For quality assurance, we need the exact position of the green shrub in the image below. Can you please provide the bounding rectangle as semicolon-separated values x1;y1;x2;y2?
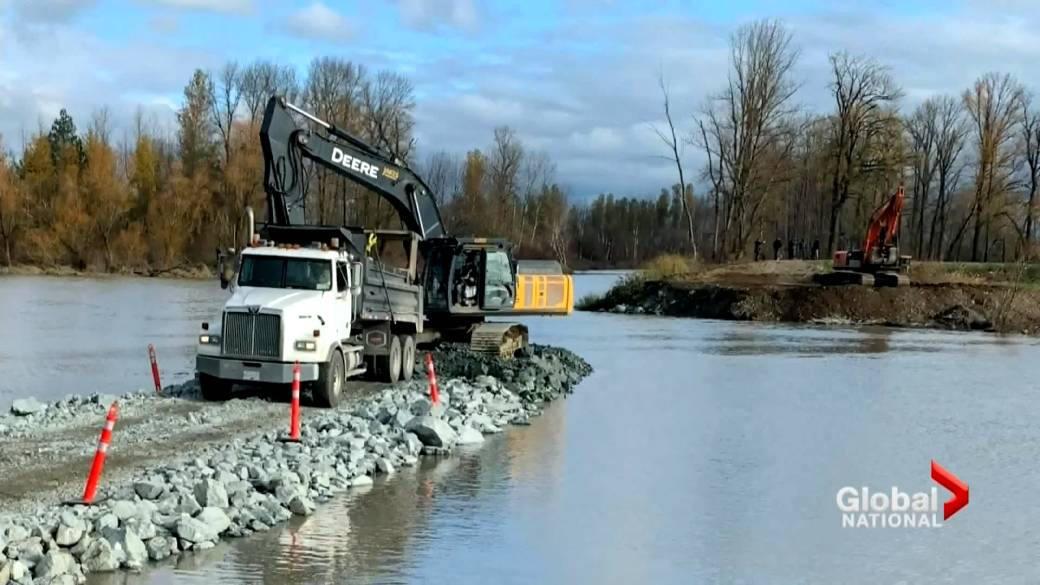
641;254;697;281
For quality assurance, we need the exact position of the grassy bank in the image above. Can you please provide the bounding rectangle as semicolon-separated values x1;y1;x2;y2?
578;256;1040;334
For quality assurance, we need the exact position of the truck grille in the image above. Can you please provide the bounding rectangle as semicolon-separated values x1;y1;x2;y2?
222;312;281;359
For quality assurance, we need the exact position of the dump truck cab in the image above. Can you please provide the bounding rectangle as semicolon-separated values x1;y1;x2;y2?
196;242;366;406
196;224;424;406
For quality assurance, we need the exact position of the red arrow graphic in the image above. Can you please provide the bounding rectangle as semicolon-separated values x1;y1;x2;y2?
931;460;969;521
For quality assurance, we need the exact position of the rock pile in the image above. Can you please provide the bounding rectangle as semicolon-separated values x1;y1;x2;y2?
0;346;590;583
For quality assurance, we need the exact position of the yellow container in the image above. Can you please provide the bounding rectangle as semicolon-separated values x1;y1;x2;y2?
511;273;573;315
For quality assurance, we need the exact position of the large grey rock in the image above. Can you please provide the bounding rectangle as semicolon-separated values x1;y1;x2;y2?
176;494;202;516
393;410;413;428
109;500;138;521
406;416;457;448
52;514;83;548
81;538;122;573
193;480;228;509
456;426;485;446
7;539;43;565
8;561;27;582
125;516;157;541
133;481;164;501
94;513;118;532
195;508;230;536
273;482;305;506
402;433;424;456
349;475;373;488
144;537;172;562
33;550;73;579
10;398;44;416
375;458;394;475
53;523;83;548
288;496;315;517
69;533;92;558
175;516;217;544
101;526;147;567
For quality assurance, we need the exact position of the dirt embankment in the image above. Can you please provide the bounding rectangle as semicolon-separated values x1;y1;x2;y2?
581;275;1040;334
0;263;214;280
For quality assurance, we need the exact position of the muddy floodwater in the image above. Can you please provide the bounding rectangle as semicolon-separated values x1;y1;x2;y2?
2;271;1040;583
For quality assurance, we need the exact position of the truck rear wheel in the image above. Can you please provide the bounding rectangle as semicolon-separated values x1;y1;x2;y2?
377;335;402;383
314;350;344;408
199;374;231;401
401;334;415;381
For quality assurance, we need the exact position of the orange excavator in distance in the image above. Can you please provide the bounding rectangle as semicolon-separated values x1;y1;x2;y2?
815;186;911;287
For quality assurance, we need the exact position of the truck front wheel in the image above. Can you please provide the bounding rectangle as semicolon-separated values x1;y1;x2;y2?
199;374;231;401
314;350;344;408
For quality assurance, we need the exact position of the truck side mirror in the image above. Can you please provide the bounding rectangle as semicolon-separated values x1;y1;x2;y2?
350;261;363;295
217;247;236;290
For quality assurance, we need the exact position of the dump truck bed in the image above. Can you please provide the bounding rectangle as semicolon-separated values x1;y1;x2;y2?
359;261;423;329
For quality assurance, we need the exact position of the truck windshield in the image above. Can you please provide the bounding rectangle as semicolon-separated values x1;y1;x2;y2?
238;256;332;291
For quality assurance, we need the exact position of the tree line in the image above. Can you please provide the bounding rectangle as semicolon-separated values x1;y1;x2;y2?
1;27;1038;273
0;57;576;271
646;19;1040;265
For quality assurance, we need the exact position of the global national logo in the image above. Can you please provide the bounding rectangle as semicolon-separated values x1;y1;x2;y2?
836;460;969;528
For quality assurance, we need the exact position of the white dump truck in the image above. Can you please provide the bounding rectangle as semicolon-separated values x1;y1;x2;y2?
196;224;423;407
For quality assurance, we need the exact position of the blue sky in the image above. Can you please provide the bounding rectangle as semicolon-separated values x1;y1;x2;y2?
2;0;1040;199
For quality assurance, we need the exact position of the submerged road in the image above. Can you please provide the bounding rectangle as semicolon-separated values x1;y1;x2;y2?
1;272;1038;584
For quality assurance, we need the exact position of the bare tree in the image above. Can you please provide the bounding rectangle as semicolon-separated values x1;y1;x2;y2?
361;71;416;161
518;151;555;247
695;19;800;259
928;95;968;259
654;72;696;257
303;57;367;224
826;52;902;253
1021;93;1040;248
304;57;365;128
89;107;113;145
239;61;300;122
422;150;461;208
209;61;241;164
953;72;1024;261
905;99;938;258
487;126;524;235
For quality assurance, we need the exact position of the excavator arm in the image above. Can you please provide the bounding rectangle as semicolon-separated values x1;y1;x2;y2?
862;185;905;254
259;96;445;238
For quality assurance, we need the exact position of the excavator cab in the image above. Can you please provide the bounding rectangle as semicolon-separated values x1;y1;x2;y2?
422;238;517;314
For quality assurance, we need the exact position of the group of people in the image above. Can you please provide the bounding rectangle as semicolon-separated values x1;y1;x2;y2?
753;237;821;261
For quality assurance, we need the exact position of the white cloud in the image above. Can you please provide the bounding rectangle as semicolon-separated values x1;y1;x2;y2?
0;16;211;149
395;0;480;32
284;2;357;43
138;0;252;14
10;0;97;23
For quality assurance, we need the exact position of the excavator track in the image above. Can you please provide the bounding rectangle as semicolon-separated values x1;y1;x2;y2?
469;322;529;357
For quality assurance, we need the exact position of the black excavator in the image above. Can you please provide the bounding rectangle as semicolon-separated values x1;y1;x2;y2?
256;96;572;357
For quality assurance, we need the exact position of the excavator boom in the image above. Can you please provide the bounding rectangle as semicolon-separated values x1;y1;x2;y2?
861;186;905;254
260;96;444;238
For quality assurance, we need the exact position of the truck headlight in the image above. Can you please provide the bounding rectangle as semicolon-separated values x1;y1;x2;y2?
294;340;317;351
199;334;221;345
